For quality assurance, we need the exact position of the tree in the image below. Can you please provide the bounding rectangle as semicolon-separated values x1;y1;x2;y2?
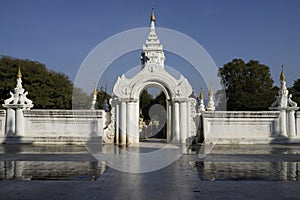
289;79;300;106
0;56;74;109
139;89;153;121
72;87;92;109
218;59;276;111
153;91;166;109
97;87;111;110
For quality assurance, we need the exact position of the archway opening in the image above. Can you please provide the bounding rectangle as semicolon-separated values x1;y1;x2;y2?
139;87;167;142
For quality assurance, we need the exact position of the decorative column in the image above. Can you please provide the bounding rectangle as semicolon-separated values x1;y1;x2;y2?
287;108;297;137
166;100;172;143
2;67;33;137
90;85;98;110
179;101;188;143
126;100;139;144
198;88;205;112
15;107;24;136
186;100;191;141
173;101;180;143
5;108;15;136
206;86;215;111
270;65;299;138
115;101;119;144
120;101;127;144
279;109;287;137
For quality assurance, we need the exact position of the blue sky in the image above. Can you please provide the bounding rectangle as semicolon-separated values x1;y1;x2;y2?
0;0;299;95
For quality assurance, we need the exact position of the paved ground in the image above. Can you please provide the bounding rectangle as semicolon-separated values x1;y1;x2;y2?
0;144;300;200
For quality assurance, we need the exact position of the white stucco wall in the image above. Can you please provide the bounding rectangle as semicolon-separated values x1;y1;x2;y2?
20;110;104;144
202;111;281;144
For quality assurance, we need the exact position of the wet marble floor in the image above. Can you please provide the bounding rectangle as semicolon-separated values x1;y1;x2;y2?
0;143;300;199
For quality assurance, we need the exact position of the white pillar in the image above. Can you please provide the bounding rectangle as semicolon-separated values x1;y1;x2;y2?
287;110;296;137
167;101;172;143
187;100;191;140
279;110;287;137
126;101;133;144
115;102;119;144
173;101;180;143
120;101;127;144
5;108;15;136
134;102;139;143
126;101;139;144
15;107;24;136
179;101;188;143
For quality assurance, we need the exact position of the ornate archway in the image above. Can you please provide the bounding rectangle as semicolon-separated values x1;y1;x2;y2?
103;9;197;144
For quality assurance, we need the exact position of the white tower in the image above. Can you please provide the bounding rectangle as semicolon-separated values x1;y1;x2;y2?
141;8;166;69
206;85;215;111
91;85;98;110
2;67;33;136
270;65;299;137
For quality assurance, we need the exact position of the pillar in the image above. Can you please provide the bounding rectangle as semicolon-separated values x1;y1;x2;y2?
134;102;139;143
120;101;127;144
126;101;139;144
186;101;191;141
179;101;188;143
5;108;15;136
115;102;119;144
279;110;287;137
15;107;24;136
287;110;296;137
167;101;172;143
173;101;180;143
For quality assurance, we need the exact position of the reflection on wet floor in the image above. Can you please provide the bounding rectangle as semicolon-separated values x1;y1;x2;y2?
187;144;300;155
190;161;300;181
0;161;106;181
0;144;300;181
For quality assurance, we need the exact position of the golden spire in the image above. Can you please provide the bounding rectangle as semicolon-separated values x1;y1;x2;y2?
280;65;285;81
199;88;204;99
209;85;214;96
93;82;98;96
151;8;156;22
17;67;22;78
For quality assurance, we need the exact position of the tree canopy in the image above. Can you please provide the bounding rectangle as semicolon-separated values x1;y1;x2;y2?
0;56;74;109
218;59;276;111
139;89;166;121
289;79;300;106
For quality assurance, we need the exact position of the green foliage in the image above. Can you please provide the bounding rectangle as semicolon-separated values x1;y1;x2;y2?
218;58;276;111
97;87;111;109
139;89;166;121
139;90;153;120
72;87;93;109
289;79;300;105
0;56;76;109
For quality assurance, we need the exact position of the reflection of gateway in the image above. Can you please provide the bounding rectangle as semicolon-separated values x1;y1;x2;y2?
0;161;106;181
104;9;198;144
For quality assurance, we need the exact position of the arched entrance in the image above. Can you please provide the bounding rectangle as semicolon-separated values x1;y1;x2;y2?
106;62;196;144
139;87;167;141
102;9;197;144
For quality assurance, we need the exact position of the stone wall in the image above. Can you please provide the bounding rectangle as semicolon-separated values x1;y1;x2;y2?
1;110;105;144
202;111;284;144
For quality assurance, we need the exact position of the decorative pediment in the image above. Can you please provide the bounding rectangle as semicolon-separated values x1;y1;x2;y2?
113;63;192;100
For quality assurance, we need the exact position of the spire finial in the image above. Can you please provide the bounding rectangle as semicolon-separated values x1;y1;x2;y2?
199;88;204;100
93;82;97;96
151;8;156;22
209;85;214;96
280;65;285;81
17;67;22;78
